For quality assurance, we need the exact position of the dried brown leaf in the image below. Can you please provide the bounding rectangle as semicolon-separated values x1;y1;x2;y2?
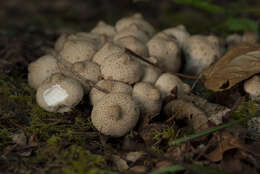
203;43;260;91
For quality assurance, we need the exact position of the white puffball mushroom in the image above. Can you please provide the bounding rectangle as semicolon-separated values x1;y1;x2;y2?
28;54;60;89
36;73;84;113
114;24;150;43
244;75;260;101
147;36;181;73
59;39;98;64
115;13;155;37
89;79;132;106
55;33;69;52
162;25;190;48
115;36;149;57
141;63;162;84
101;52;143;84
183;35;222;75
132;82;162;116
155;73;191;99
92;42;124;66
91;21;116;38
72;61;102;92
91;93;140;137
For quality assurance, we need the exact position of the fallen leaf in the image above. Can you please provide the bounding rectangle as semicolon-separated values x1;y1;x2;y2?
112;155;129;172
203;43;260;91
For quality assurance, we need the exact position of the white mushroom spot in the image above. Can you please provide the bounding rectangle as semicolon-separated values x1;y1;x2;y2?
43;84;68;106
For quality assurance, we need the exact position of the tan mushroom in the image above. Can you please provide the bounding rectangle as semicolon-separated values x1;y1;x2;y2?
244;75;260;101
91;93;140;137
91;21;116;38
132;82;162;116
89;79;132;106
36;73;84;113
28;54;60;89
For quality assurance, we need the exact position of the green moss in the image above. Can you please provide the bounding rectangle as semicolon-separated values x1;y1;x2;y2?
0;128;12;150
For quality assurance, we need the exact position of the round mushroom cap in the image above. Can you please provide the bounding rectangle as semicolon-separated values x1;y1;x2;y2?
162;25;190;48
244;75;260;100
91;21;116;38
59;39;98;64
114;24;150;43
155;73;191;99
183;35;222;75
101;52;143;84
132;82;162;116
28;54;60;89
147;36;181;73
89;79;132;106
115;13;155;37
72;61;102;92
91;93;140;137
92;42;124;66
115;36;149;57
36;73;84;113
55;33;69;52
141;63;162;84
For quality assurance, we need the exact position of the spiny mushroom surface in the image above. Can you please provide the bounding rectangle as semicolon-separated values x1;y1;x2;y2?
147;34;181;73
89;79;132;106
101;52;143;84
132;82;162;117
244;75;260;101
91;93;140;137
155;73;191;99
183;35;222;75
28;54;60;89
36;73;84;113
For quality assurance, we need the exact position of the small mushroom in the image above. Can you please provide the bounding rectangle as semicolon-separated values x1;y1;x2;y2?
72;61;102;92
115;36;149;57
155;73;191;99
92;42;124;66
226;34;242;50
141;62;162;84
55;33;69;52
114;24;150;43
91;93;140;137
244;75;260;101
162;25;190;48
183;35;222;75
101;52;143;84
28;54;60;89
89;79;132;106
132;82;162;117
91;21;116;38
147;35;181;73
242;31;258;44
36;73;84;113
115;13;155;37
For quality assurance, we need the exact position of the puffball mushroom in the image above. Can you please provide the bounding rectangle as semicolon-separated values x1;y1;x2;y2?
91;93;140;137
55;33;69;52
132;82;162;117
155;73;191;99
89;79;132;106
92;42;124;66
183;35;222;75
115;13;155;37
91;21;116;38
244;75;260;101
28;54;60;89
101;52;143;84
36;73;84;113
147;35;181;73
162;25;190;48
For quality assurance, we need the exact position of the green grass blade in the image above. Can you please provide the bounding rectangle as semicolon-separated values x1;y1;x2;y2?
149;165;185;174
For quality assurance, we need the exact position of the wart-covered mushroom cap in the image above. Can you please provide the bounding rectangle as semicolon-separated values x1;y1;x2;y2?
91;21;117;38
89;79;132;106
92;42;124;66
244;75;260;101
91;93;140;137
132;82;162;116
101;52;143;84
155;73;191;99
115;13;155;37
147;36;181;73
183;35;222;75
28;54;60;89
36;73;84;113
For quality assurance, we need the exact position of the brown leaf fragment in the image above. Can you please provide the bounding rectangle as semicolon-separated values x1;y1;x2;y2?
203;43;260;91
112;155;129;172
126;151;146;163
11;132;27;146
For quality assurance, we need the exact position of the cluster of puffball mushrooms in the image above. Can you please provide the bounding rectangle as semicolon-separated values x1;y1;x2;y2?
28;13;259;137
